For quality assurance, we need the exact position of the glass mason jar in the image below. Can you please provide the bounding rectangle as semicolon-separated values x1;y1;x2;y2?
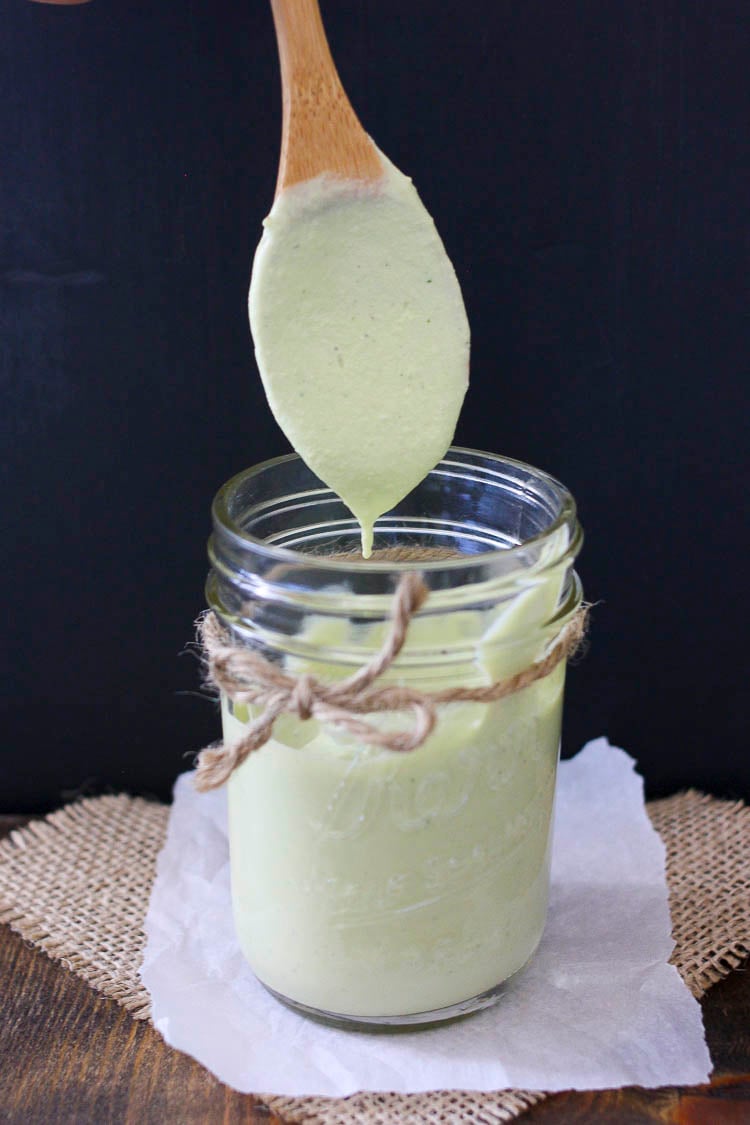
206;447;583;1029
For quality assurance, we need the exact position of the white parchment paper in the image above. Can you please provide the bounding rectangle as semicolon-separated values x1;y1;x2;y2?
140;739;711;1095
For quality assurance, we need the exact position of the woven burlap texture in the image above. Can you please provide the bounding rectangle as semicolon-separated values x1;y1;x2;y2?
0;788;748;1125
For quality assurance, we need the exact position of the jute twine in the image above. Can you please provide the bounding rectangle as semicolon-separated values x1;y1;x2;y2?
194;571;589;791
0;788;748;1123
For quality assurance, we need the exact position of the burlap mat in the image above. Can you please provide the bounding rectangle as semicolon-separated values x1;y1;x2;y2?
0;788;748;1124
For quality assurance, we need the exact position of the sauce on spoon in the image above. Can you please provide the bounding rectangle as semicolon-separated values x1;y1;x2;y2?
249;0;469;556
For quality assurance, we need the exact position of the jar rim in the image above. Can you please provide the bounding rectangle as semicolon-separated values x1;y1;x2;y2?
211;445;580;575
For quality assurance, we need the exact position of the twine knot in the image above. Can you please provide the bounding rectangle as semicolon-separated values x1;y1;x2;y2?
193;571;588;792
290;673;315;721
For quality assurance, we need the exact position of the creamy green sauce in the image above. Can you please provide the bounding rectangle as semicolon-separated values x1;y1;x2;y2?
239;143;567;1018
225;569;570;1017
248;149;470;556
226;659;563;1017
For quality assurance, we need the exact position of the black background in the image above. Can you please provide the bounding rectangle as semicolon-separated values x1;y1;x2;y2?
2;1;748;812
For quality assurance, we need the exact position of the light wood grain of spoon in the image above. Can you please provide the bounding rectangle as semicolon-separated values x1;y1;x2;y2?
270;0;383;197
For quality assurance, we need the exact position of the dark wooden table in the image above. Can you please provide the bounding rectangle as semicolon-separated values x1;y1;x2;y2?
1;815;748;1124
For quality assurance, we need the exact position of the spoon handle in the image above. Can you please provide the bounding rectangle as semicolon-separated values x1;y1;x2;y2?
270;0;382;195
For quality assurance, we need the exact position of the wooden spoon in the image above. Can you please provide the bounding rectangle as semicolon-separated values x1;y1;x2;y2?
269;0;383;197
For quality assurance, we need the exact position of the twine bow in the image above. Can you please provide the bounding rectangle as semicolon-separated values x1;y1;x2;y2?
194;572;588;791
